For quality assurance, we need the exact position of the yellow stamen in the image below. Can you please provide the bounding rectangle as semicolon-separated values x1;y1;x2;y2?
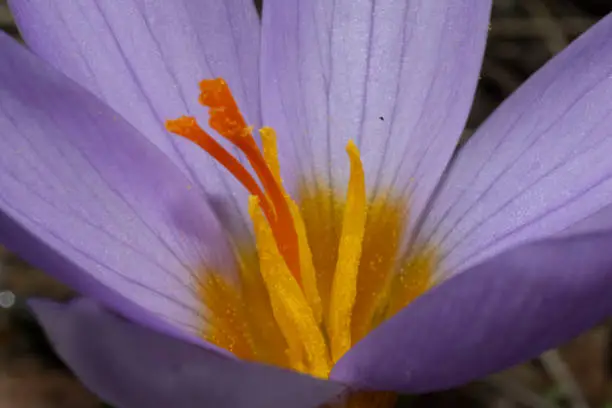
249;196;331;378
328;140;367;363
260;127;281;182
287;199;323;324
261;127;323;324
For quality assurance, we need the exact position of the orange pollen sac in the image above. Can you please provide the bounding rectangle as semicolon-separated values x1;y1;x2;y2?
165;78;301;283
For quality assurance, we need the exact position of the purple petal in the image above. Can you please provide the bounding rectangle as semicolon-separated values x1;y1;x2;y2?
418;13;612;278
31;298;346;408
9;0;261;234
562;202;612;236
332;230;612;392
0;33;234;344
260;0;490;228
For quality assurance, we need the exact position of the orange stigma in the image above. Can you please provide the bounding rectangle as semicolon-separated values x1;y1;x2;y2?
165;79;301;283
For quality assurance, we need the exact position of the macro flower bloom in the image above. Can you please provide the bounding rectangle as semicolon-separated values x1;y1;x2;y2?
2;0;612;407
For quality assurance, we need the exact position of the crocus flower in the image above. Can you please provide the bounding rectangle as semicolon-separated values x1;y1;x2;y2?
2;0;612;406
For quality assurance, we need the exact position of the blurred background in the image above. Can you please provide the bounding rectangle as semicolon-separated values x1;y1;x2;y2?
1;0;611;407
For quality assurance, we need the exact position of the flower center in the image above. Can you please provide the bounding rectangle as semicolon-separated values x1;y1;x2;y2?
166;78;435;385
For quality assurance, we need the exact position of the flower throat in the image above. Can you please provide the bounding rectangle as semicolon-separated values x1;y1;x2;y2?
166;79;434;381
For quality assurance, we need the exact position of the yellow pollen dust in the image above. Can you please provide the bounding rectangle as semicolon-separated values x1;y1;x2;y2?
165;79;435;389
